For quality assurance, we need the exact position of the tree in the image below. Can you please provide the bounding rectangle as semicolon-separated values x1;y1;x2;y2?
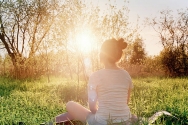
50;0;137;78
0;0;141;79
0;0;57;78
130;37;146;65
1;54;13;75
0;55;2;74
151;9;188;76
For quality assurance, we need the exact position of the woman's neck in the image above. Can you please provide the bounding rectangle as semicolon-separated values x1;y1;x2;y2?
104;62;119;70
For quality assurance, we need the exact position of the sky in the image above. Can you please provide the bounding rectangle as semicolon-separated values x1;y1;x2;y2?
93;0;188;55
0;0;187;57
127;0;188;55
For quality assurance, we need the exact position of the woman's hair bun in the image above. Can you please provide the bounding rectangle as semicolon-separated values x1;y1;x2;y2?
117;38;127;50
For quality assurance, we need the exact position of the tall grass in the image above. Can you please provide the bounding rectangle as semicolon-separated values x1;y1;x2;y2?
0;76;187;125
131;77;188;124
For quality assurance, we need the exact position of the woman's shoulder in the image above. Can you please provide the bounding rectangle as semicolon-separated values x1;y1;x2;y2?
88;70;103;85
120;69;129;74
90;68;130;77
89;69;108;80
90;69;104;77
120;69;131;76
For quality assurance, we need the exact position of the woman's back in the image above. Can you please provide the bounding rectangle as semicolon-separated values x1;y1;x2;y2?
88;69;133;124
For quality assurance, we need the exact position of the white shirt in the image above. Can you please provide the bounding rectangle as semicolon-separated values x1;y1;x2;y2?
88;69;133;124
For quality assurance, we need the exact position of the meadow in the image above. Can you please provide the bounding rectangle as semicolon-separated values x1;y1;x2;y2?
0;76;187;125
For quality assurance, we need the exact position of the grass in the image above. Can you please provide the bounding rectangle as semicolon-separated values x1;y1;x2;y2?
0;76;187;125
131;77;188;125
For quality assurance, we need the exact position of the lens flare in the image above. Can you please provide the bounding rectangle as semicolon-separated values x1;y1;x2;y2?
75;30;94;53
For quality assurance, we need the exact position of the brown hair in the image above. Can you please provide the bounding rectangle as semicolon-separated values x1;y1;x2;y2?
100;38;127;64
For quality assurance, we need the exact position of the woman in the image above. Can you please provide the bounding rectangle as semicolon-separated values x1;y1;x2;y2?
47;38;137;125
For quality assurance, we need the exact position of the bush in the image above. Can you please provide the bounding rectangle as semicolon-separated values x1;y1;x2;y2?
160;47;188;77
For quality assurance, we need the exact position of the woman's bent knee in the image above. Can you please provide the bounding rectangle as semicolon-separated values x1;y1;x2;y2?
65;101;90;122
66;101;75;110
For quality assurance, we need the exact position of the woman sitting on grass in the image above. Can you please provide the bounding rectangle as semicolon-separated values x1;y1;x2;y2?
47;38;138;125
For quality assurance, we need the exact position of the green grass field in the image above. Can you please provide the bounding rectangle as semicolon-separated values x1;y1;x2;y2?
0;76;187;125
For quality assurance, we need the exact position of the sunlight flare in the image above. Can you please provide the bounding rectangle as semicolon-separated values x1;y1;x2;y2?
75;30;95;53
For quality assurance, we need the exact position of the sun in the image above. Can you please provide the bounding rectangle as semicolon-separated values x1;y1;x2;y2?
75;31;94;53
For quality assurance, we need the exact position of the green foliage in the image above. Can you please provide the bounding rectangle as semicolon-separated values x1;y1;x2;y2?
151;9;188;77
0;0;57;79
0;0;140;79
0;76;187;125
159;47;188;76
0;54;13;76
130;38;146;65
142;56;164;76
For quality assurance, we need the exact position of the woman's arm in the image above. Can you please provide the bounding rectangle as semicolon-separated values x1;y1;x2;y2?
88;85;98;114
88;98;98;114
